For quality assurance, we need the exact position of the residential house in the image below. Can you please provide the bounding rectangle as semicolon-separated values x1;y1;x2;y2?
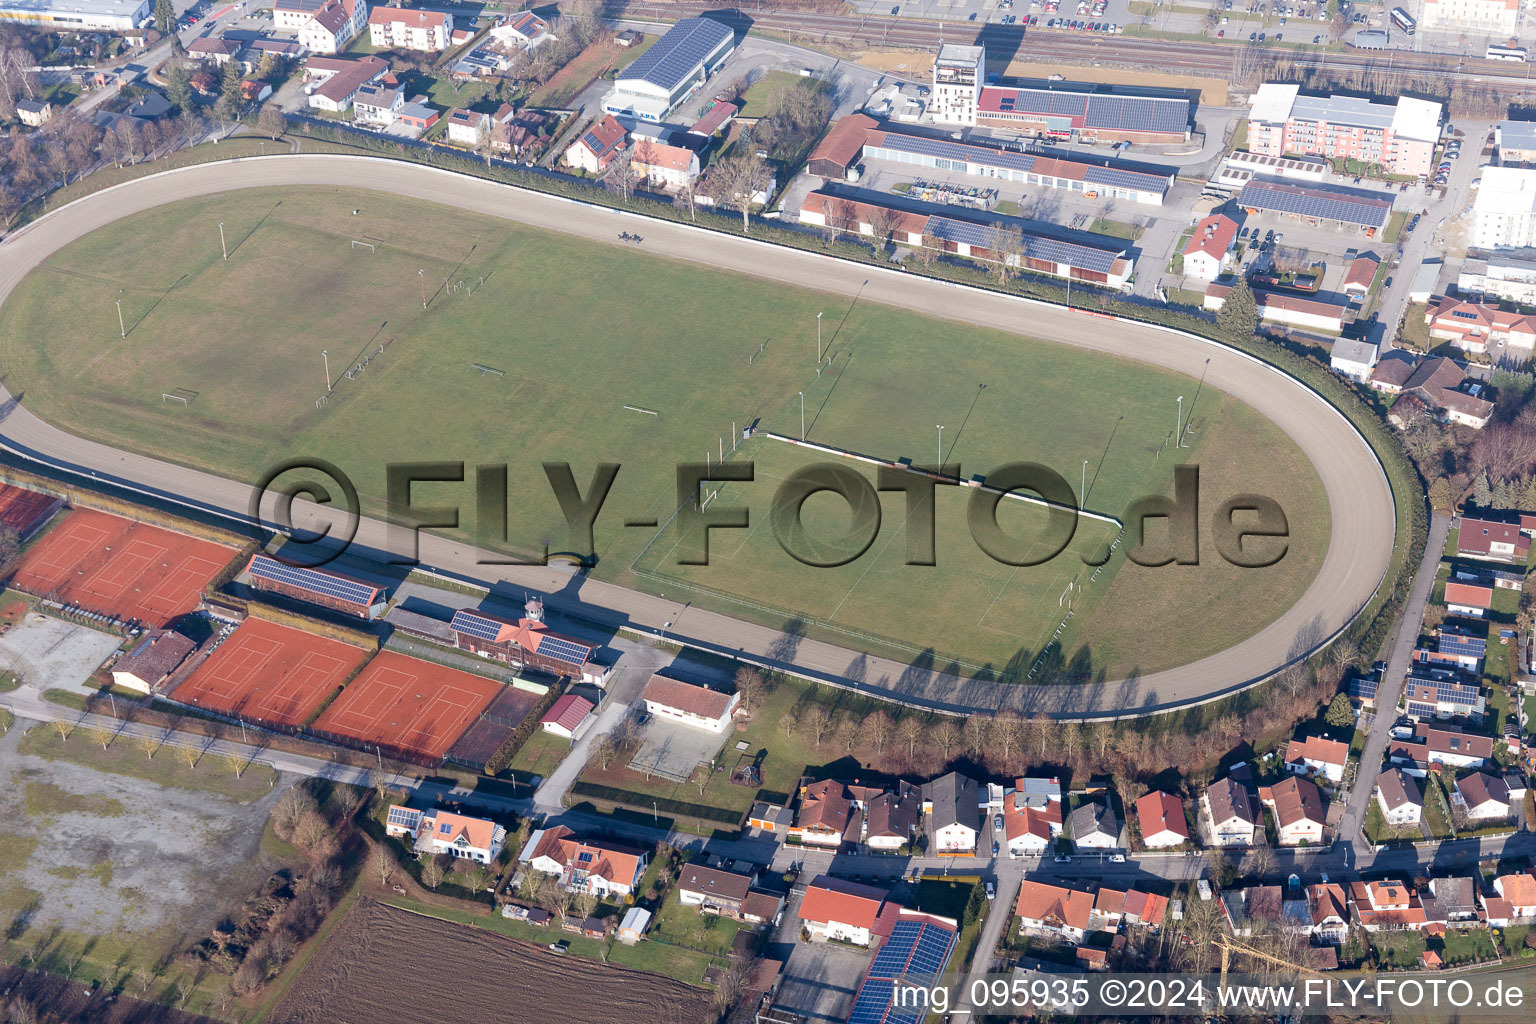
1204;283;1347;333
297;0;369;54
1402;674;1485;722
539;694;595;740
1424;876;1480;927
187;37;241;66
16;98;51;127
676;864;753;917
445;107;490;147
1415;623;1487;675
1330;338;1379;381
1453;772;1512;821
747;802;793;834
1220;885;1285;937
519;825;647;899
352;82;404;126
1015;881;1094;944
304;55;388;113
1445;578;1494;617
1492;873;1536;921
864;781;921;851
790;779;876;848
926;771;982;854
1370;349;1419;394
1351;880;1429;931
491;10;553;49
797;875;893;947
1121;889;1170;929
1458;516;1530;563
565;114;628;173
1426;297;1536;359
240;80;272;103
639;675;740;733
368;7;452;51
1135;791;1190;848
1261;776;1326;846
397;99;439;134
385;806;507;864
1408;723;1494;769
111;630;196;695
740;890;786;926
1182;214;1239;281
630;139;701;190
1375;768;1424;826
1004;777;1064;857
1400;357;1495;429
1307;883;1350;944
1068;800;1120;849
1284;735;1349;783
1202;776;1260;847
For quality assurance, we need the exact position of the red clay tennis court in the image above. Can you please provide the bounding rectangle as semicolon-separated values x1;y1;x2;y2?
170;618;368;728
310;651;504;762
0;483;61;539
10;508;237;627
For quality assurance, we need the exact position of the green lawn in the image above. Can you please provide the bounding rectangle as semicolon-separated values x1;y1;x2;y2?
1364;800;1419;844
1088;218;1143;241
1423;772;1455;840
17;723;277;802
1372;929;1427;969
508;728;572;779
736;70;825;118
1439;928;1498;965
649;895;756;956
0;186;1326;681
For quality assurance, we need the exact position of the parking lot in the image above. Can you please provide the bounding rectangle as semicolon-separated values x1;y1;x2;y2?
0;614;121;693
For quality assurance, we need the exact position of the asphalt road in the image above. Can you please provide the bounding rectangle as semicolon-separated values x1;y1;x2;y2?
0;154;1397;718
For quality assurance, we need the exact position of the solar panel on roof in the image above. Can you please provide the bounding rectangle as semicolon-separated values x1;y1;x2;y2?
1348;676;1379;699
1084;165;1167;192
1237;179;1392;229
248;555;378;607
847;978;896;1024
1438;637;1486;658
450;609;507;642
875;132;1036;174
620;17;733;92
928;215;1123;275
536;634;593;667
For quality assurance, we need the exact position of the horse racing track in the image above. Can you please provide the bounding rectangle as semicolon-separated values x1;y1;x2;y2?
272;900;714;1024
166;618;369;728
10;508;236;626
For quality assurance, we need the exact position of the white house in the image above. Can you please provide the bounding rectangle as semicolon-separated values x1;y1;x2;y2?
519;825;647;899
538;694;594;740
1375;768;1423;826
352;82;403;126
1182;214;1238;281
304;55;387;113
639;675;739;733
1202;777;1260;847
491;10;553;49
1453;772;1512;821
798;875;891;947
385;806;507;864
1015;881;1093;944
1262;777;1325;846
1492;873;1536;920
925;772;981;854
368;7;452;51
1330;338;1379;382
445;107;490;147
1004;777;1063;857
1068;801;1120;850
1284;735;1348;784
295;0;368;55
630;139;700;190
1135;791;1190;848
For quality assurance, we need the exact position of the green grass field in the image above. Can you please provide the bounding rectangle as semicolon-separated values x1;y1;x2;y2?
0;186;1328;678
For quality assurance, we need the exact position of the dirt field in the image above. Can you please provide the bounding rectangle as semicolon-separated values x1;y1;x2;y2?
0;965;220;1024
272;900;714;1024
10;508;236;626
167;617;369;728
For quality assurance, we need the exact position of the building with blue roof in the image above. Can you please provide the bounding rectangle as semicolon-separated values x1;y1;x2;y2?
603;16;735;122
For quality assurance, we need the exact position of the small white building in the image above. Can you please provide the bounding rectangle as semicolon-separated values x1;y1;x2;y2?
445;107;490;147
353;82;404;127
1182;214;1238;282
295;0;369;55
630;139;700;190
1375;768;1424;827
1331;338;1379;382
639;675;739;733
930;43;983;127
111;630;196;695
539;694;595;741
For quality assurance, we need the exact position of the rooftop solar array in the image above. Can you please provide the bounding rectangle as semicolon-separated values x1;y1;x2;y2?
987;86;1190;135
247;555;379;607
1437;636;1487;658
1406;678;1482;705
450;608;510;642
536;633;595;667
1084;165;1166;191
1237;177;1393;229
620;17;734;92
874;132;1037;174
928;215;1124;275
1348;675;1379;700
385;806;420;828
847;919;957;1024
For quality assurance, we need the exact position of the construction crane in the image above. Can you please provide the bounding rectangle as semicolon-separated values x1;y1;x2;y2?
1213;933;1325;990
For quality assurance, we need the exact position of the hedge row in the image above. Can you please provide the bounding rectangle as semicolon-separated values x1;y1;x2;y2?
482;677;567;776
566;781;745;826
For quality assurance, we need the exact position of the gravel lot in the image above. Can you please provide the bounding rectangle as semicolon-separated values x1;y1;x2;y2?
0;718;291;941
0;613;121;691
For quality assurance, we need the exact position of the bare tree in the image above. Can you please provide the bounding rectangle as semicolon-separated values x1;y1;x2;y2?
934;719;961;763
780;711;797;741
703;149;773;233
135;731;159;759
992;711;1025;770
801;706;830;748
257;104;287;141
371;845;395;888
53;719;73;741
733;665;765;717
591;735;618;771
866;204;903;253
896;716;922;761
87;724;113;750
419;855;445;891
867;710;893;755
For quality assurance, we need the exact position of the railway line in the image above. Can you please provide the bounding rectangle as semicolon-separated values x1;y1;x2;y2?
617;1;1536;91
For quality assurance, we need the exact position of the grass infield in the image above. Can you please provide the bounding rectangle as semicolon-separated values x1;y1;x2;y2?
0;186;1328;678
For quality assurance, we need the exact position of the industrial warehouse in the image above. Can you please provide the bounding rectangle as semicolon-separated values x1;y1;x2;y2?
602;15;736;122
1236;176;1396;233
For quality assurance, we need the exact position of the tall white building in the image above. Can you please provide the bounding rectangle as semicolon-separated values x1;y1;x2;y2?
1473;166;1536;250
931;44;983;127
1420;0;1520;35
0;0;150;31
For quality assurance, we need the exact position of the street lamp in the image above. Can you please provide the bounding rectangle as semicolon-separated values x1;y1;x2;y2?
419;268;426;308
322;349;331;393
1177;395;1184;448
816;311;824;365
1082;459;1089;503
115;298;124;339
218;221;227;261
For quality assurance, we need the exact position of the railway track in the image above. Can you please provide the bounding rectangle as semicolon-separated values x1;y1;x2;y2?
616;0;1536;92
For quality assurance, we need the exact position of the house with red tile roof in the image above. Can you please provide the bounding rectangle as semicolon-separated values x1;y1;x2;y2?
1259;776;1325;846
1003;778;1064;856
639;675;739;733
298;0;368;54
565;114;628;173
1445;579;1495;616
304;54;388;113
1182;214;1238;281
1350;880;1429;931
1401;357;1495;430
1121;889;1169;929
798;875;895;946
1134;791;1190;848
1343;253;1379;296
519;825;648;898
539;694;595;740
368;6;452;51
385;805;507;864
1426;297;1536;357
631;139;701;190
790;779;881;848
1308;883;1350;944
111;630;196;695
1015;881;1094;943
1458;516;1530;562
1284;735;1349;783
1493;873;1536;919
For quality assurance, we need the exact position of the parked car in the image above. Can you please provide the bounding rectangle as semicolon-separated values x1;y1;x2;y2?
548;941;570;954
986;881;996;900
994;814;1005;832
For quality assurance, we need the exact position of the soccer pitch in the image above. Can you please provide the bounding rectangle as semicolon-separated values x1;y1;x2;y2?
0;186;1328;677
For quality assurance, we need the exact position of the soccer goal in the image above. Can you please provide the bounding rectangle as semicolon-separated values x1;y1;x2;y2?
350;240;376;253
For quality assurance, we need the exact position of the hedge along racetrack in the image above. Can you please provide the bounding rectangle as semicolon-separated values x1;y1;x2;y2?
270;899;714;1024
0;156;1394;716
